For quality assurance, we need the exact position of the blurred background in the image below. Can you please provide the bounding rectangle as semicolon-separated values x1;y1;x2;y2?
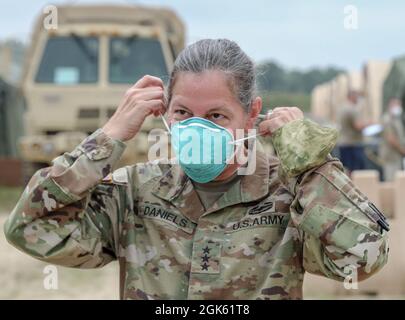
1;0;405;299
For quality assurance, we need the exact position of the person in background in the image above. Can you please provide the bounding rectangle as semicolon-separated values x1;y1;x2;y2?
380;98;405;181
338;90;371;174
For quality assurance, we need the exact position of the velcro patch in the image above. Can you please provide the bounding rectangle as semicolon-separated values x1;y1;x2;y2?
247;201;276;215
138;203;196;234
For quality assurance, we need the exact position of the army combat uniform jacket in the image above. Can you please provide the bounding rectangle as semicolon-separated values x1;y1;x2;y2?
4;119;389;299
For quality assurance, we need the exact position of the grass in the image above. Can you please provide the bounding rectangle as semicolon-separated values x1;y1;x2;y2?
0;186;24;213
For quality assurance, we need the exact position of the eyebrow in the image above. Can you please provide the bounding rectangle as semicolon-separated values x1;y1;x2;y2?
175;104;231;114
176;104;193;113
207;106;230;113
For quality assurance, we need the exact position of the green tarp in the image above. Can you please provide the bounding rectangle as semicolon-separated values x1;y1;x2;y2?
0;77;25;157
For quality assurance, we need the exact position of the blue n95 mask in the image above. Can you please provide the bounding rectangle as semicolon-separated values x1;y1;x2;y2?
170;117;235;183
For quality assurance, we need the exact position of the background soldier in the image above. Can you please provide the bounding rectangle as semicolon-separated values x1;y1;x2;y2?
337;90;372;174
380;98;405;181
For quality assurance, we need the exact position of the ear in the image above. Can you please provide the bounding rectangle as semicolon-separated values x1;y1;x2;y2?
245;96;262;130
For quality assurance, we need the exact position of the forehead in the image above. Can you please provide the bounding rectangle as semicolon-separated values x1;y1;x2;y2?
170;70;239;111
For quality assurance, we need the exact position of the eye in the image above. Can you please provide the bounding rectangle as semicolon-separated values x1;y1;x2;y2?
209;113;225;120
175;109;187;115
174;109;191;119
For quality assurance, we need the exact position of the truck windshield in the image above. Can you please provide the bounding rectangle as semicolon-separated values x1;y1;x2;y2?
109;36;168;83
35;36;99;84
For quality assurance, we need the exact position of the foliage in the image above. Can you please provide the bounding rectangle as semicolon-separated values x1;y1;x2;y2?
256;60;343;94
260;91;311;114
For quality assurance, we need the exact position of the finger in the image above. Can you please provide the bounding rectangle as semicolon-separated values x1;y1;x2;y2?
264;109;274;120
272;107;296;119
278;107;302;121
152;103;167;117
268;109;284;119
258;120;272;135
283;108;295;121
135;99;165;116
266;112;289;123
258;118;285;135
273;106;302;118
158;102;167;115
271;108;290;116
151;102;167;117
126;86;164;96
130;90;164;102
274;106;293;110
267;109;284;117
272;106;290;113
290;106;304;118
133;75;164;89
121;91;164;113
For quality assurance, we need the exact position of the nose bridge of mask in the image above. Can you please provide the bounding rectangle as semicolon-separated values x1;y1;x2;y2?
172;117;230;133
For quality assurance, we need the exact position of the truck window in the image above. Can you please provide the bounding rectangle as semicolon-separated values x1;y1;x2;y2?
109;36;168;83
35;36;99;84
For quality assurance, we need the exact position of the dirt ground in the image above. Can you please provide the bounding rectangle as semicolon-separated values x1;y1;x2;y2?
0;214;119;300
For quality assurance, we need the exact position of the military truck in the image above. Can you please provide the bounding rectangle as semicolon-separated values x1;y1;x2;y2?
19;4;185;179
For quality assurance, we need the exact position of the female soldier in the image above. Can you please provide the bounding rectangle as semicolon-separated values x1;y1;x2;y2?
4;39;388;299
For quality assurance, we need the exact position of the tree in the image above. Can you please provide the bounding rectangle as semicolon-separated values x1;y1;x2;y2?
256;60;343;94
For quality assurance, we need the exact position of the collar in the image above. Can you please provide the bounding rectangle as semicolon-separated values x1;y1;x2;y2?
151;141;270;222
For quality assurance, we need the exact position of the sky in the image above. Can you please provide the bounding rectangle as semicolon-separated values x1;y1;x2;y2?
1;0;404;71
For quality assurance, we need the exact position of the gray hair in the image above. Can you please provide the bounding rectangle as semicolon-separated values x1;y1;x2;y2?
167;39;256;111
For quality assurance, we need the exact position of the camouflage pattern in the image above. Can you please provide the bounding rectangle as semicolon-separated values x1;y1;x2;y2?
272;119;338;177
4;119;388;300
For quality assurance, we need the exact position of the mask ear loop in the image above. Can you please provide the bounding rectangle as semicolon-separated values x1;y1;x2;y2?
225;128;248;167
160;112;171;136
226;109;273;167
228;109;273;145
229;132;265;144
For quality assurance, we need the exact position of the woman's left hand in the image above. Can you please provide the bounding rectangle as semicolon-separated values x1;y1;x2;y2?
258;106;304;136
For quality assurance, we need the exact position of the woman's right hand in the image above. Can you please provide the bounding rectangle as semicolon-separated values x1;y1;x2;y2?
102;75;166;142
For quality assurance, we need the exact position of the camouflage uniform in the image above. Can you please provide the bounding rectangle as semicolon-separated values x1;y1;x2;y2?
4;119;389;300
380;112;405;181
